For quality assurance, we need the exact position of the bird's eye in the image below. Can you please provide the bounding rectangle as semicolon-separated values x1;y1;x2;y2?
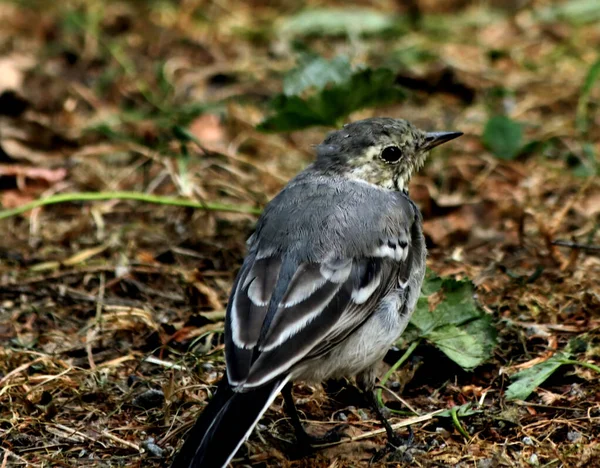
381;146;403;164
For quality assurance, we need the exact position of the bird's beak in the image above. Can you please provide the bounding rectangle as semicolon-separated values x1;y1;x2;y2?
422;131;463;151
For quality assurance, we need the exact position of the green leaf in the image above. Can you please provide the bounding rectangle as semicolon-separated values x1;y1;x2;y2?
437;402;481;418
505;352;570;401
428;316;496;369
258;66;405;132
403;274;497;370
410;277;482;334
506;350;600;401
283;55;353;96
482;115;523;160
279;8;396;38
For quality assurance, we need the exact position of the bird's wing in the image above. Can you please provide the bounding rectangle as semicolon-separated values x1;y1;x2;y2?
306;233;419;360
224;180;422;390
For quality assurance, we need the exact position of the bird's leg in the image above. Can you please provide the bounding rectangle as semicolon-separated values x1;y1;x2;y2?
356;370;413;449
362;386;413;447
282;384;313;448
282;384;343;450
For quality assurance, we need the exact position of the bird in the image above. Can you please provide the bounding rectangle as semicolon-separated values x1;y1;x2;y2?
171;117;462;468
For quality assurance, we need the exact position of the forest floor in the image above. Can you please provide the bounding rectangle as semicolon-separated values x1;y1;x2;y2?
0;0;599;467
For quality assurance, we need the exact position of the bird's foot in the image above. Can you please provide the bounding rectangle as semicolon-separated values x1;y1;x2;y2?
370;428;415;464
388;425;414;448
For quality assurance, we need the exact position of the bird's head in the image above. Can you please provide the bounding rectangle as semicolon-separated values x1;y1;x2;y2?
314;117;462;191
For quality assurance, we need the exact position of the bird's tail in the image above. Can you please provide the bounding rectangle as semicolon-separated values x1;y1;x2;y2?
171;375;290;468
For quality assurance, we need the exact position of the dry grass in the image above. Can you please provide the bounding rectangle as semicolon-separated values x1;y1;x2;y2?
0;0;599;466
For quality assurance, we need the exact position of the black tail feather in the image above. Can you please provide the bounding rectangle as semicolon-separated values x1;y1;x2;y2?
171;377;288;468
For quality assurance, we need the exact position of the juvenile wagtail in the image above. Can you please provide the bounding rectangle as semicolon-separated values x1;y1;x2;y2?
171;117;462;467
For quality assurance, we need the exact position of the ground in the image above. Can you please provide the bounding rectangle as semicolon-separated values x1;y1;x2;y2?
0;0;599;467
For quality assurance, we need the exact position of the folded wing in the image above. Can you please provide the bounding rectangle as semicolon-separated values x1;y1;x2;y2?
226;242;414;389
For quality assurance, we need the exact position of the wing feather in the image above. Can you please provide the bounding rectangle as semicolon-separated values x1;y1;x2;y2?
226;253;405;389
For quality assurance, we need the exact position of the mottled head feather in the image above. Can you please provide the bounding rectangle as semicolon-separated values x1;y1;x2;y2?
313;118;460;191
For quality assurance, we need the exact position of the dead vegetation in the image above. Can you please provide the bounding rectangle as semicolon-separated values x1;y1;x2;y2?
0;0;599;467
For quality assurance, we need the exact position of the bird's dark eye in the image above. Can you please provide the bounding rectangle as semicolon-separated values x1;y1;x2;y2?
381;146;403;164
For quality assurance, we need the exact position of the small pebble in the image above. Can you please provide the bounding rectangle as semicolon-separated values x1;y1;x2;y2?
523;436;534;446
569;384;585;398
529;454;539;465
132;389;165;410
142;437;165;457
567;431;582;443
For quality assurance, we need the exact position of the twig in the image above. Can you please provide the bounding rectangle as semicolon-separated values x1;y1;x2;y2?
0;191;262;220
0;357;45;387
0;449;35;467
513;401;583;411
12;264;181;285
26;367;75;395
46;423;90;444
47;423;143;452
312;409;446;448
552;240;600;253
143;356;186;371
100;429;143;452
510;320;591;333
378;386;419;415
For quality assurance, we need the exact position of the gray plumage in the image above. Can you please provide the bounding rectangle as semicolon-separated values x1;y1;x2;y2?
172;117;462;468
227;173;423;388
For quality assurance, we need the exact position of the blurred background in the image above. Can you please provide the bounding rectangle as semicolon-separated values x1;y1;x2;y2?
0;0;599;466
